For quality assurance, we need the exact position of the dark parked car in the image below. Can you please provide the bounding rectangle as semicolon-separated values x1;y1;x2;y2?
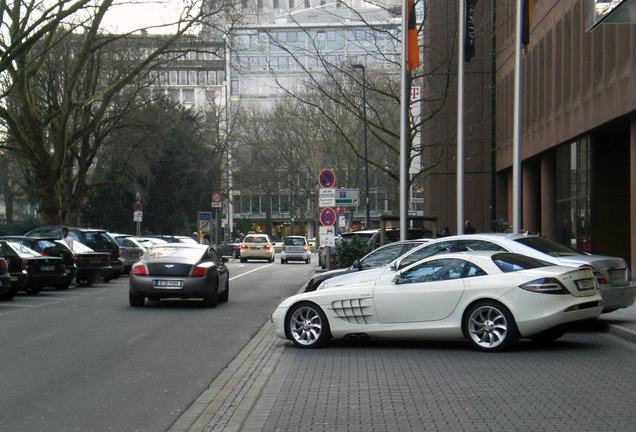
65;241;112;286
24;227;123;281
216;237;243;258
1;241;66;294
0;258;13;300
0;236;76;289
306;239;428;292
129;244;229;307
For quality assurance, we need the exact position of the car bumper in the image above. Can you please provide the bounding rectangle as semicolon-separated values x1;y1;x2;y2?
0;275;12;295
281;251;310;261
26;272;68;287
272;306;289;339
130;275;215;299
599;283;636;312
9;272;27;291
110;259;124;275
240;249;274;259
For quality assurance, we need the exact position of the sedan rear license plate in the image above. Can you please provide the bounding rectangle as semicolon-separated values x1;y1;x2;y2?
153;280;183;288
250;246;260;250
41;266;55;271
10;276;18;282
609;269;625;280
575;278;595;291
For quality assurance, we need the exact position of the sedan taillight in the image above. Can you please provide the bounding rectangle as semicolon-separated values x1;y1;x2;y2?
132;263;148;276
263;243;271;250
579;264;607;285
519;278;568;294
240;243;248;249
191;266;207;277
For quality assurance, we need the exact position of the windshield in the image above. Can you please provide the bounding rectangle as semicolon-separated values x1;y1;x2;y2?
515;237;580;257
73;242;95;253
340;233;374;245
83;231;115;250
244;236;268;244
7;242;40;258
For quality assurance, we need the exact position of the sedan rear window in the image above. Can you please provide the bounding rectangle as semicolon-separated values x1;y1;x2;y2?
514;237;580;257
492;253;550;273
244;236;267;243
145;247;204;261
284;238;306;246
83;232;115;250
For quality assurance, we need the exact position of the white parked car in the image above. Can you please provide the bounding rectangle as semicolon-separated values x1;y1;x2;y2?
272;252;603;352
318;233;634;313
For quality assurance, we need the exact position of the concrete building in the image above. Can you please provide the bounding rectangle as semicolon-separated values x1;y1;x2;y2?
422;1;636;270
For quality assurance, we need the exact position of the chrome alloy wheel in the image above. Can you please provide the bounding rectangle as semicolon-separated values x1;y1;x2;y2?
467;305;509;349
289;306;323;346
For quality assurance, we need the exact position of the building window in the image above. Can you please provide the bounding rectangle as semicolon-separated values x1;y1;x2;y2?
320;0;325;5
556;137;591;252
273;0;279;7
168;89;179;102
242;0;248;8
169;70;178;85
179;70;188;85
304;0;310;7
257;0;263;9
188;70;197;85
288;0;294;8
207;71;217;85
198;71;207;85
231;79;239;95
182;89;195;105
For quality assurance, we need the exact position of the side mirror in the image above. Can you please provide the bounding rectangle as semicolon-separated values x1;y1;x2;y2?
390;261;398;271
393;271;404;284
352;259;362;270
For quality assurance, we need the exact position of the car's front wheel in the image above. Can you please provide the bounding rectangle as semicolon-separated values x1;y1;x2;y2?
463;301;518;352
286;302;331;348
129;293;145;307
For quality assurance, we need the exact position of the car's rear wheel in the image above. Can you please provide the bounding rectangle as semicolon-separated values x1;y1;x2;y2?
129;293;145;307
286;302;331;348
203;289;218;307
219;281;229;303
463;301;518;352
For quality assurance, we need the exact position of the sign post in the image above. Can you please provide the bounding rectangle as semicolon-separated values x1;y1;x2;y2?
133;195;143;236
318;169;336;270
211;192;222;245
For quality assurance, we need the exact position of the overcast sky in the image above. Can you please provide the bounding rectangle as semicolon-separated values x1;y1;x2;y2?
101;0;200;34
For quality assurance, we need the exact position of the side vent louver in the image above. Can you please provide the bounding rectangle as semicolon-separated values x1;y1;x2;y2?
330;298;373;325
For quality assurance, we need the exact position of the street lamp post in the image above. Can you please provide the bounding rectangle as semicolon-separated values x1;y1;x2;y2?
352;64;370;229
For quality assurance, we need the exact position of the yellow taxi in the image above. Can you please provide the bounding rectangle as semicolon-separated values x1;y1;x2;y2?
239;234;275;263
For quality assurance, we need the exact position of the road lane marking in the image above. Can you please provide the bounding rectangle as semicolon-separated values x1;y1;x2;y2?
229;264;273;282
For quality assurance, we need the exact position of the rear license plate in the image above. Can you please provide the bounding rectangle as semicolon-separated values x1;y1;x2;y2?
609;269;625;280
41;266;54;271
153;280;183;288
10;276;17;282
575;278;595;291
250;247;260;250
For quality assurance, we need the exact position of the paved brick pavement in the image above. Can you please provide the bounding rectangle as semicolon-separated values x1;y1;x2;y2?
174;304;636;432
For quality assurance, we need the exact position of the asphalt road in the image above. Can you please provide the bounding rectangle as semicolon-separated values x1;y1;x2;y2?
0;257;315;432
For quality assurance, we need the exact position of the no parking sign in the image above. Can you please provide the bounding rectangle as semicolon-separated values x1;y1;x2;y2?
320;207;336;226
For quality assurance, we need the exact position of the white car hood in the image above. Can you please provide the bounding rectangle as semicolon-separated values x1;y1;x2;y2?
319;266;393;289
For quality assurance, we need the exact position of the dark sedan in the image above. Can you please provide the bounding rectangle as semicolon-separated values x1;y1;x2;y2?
216;237;242;258
1;241;66;294
0;241;27;298
24;226;123;281
68;241;112;286
305;239;429;292
0;236;76;289
129;244;229;307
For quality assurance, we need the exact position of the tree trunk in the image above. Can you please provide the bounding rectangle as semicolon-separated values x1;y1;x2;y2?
35;172;63;225
2;181;14;224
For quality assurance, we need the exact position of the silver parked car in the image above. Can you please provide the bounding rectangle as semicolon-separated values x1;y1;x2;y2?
111;234;145;273
318;233;635;313
129;244;229;307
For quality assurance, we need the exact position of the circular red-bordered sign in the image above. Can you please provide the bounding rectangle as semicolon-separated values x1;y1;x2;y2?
318;169;336;188
320;207;336;226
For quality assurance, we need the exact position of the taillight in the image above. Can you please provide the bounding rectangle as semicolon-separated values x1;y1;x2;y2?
191;265;207;277
520;278;568;294
579;264;607;285
132;263;148;276
240;243;248;249
263;243;271;250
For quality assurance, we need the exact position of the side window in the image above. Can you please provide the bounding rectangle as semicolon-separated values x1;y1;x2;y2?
398;241;456;269
397;258;467;284
69;231;82;242
457;240;507;252
465;263;487;278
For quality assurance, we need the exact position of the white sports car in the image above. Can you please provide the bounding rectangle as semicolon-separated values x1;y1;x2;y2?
272;252;603;352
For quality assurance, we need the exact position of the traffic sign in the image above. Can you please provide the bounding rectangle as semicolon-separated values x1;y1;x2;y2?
319;188;336;207
335;188;359;206
319;226;336;247
133;211;143;222
199;219;211;233
211;192;222;208
198;211;212;220
318;169;336;188
320;207;336;226
133;202;143;211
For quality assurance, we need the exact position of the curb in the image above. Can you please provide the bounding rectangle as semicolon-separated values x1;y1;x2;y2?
608;323;636;344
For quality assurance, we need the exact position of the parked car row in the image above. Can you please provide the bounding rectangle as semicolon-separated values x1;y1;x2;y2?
273;233;635;352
